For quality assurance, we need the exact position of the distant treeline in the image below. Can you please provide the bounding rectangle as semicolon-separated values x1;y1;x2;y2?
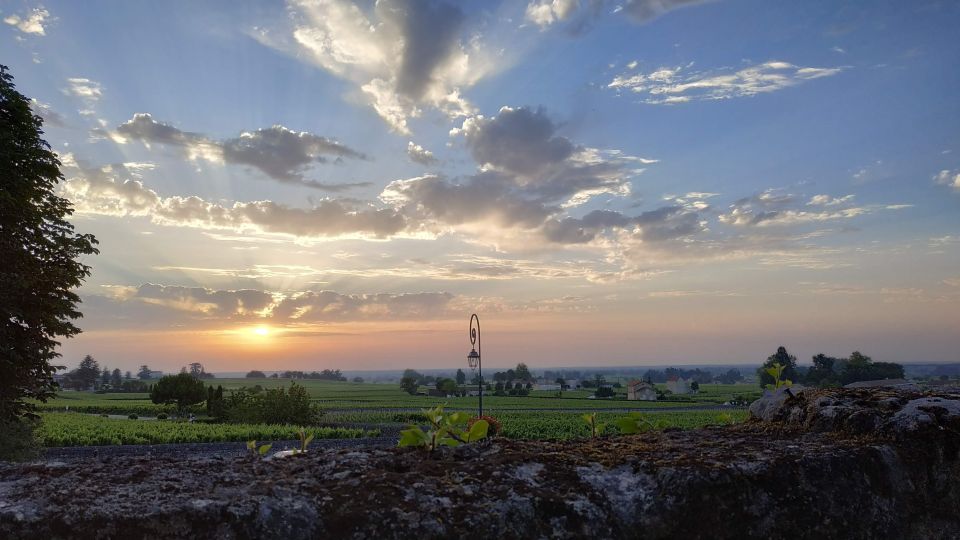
759;347;904;388
245;369;347;381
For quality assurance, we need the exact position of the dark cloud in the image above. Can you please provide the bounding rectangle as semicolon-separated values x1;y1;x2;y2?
114;114;368;191
458;106;575;176
542;206;703;244
384;0;465;100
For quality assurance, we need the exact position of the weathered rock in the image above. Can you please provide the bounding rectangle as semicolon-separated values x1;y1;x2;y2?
1;388;958;539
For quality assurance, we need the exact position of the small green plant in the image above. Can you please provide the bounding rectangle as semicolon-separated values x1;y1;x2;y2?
716;412;737;425
246;440;272;457
295;428;314;454
156;413;168;420
581;413;606;438
127;413;138;420
764;362;793;391
614;412;666;434
398;405;489;450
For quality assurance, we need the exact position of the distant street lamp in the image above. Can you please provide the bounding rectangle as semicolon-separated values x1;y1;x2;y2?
467;313;483;417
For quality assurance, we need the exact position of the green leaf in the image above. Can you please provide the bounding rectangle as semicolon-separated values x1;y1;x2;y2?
247;440;256;451
398;426;430;448
258;444;272;456
304;433;314;447
615;417;639;434
437;436;461;447
466;419;489;442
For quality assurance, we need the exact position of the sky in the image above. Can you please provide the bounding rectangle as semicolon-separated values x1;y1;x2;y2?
3;0;959;373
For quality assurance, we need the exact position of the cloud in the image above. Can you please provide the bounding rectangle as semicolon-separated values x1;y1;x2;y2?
608;60;843;104
29;98;67;127
933;169;960;192
525;0;708;31
254;0;496;134
3;7;50;35
618;0;710;23
63;78;102;104
271;290;454;322
382;105;676;249
59;157;406;239
112;113;369;191
525;0;581;28
407;141;437;165
86;284;456;327
808;194;854;206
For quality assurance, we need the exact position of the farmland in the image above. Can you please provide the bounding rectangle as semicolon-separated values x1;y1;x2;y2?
35;379;757;447
37;413;373;447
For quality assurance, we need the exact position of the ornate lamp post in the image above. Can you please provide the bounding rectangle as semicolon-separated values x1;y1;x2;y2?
467;313;482;417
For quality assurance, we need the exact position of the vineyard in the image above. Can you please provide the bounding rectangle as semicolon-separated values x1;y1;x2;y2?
34;379;755;447
37;413;375;447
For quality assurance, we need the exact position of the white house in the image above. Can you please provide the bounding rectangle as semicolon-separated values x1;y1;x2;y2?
666;377;695;395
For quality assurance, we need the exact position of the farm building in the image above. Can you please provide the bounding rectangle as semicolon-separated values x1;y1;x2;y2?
627;380;657;401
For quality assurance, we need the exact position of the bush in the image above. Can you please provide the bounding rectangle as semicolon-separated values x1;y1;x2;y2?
224;382;321;425
156;413;168;420
128;413;138;420
0;417;40;461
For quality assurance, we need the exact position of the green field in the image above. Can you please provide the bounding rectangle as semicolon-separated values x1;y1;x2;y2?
35;379;756;446
38;413;375;447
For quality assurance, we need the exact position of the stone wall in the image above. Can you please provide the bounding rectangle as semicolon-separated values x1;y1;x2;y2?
2;387;958;539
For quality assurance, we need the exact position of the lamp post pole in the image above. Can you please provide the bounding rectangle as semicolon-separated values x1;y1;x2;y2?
469;313;482;418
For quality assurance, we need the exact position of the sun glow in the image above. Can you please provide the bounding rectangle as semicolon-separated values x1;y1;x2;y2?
252;325;271;337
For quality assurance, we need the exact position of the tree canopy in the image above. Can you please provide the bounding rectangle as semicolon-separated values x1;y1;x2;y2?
149;373;206;415
0;65;98;423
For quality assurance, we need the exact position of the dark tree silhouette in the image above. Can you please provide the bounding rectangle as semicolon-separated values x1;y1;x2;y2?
757;346;800;388
150;373;206;416
0;64;98;425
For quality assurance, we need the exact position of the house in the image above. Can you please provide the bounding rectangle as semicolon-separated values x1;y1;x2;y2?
844;378;916;390
146;370;164;379
626;380;657;401
535;383;561;391
666;377;695;395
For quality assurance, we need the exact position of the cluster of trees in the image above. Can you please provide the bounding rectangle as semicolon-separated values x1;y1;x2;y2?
491;363;533;383
148;373;319;425
641;368;717;384
399;368;476;396
758;346;905;388
274;369;347;381
58;355;145;392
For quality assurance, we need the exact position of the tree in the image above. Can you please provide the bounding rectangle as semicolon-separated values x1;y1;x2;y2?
555;377;566;398
111;368;122;388
100;367;111;387
436;378;457;395
514;363;533;381
0;65;99;433
245;370;266;378
352;376;364;383
149;373;206;416
690;381;700;392
455;368;466;386
73;355;100;390
400;376;419;395
124;370;132;380
137;365;152;380
757;346;799;388
806;354;838;386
